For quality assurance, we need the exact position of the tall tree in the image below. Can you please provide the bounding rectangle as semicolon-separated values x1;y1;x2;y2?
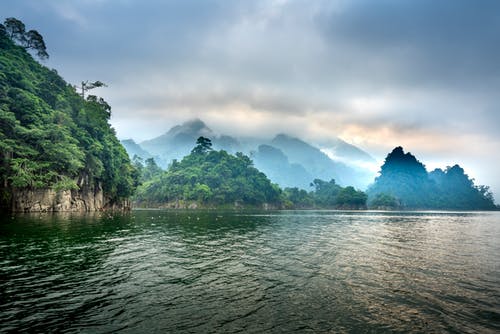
78;80;107;99
4;17;26;44
191;136;213;154
25;29;48;59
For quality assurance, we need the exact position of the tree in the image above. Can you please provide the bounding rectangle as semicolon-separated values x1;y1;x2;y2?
283;187;313;208
369;193;399;209
78;80;107;99
142;158;162;181
4;18;26;44
312;178;342;206
25;30;49;60
191;136;213;154
2;18;49;60
86;95;111;118
335;186;367;208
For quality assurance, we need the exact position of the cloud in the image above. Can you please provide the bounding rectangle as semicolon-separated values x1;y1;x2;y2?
1;0;499;200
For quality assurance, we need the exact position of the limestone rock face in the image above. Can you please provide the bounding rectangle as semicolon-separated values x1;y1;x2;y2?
9;183;129;212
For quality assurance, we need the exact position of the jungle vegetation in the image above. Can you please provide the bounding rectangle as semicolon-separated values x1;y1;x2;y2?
0;18;138;208
367;147;496;210
134;137;368;209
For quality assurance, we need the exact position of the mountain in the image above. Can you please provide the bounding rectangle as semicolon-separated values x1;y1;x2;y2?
123;119;376;190
121;139;153;160
140;119;239;168
252;145;313;190
320;137;375;164
270;134;373;189
0;22;137;212
140;118;212;162
271;134;344;181
367;146;496;209
215;135;241;153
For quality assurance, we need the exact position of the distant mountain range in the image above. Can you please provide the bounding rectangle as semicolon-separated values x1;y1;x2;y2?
121;119;376;190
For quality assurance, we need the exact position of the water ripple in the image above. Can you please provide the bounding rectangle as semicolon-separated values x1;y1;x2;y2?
1;210;499;333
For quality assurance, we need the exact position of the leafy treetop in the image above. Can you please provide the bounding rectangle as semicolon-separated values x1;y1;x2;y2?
2;17;48;60
191;136;213;154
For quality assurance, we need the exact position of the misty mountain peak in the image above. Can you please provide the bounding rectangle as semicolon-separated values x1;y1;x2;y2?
272;134;309;146
386;146;420;166
166;118;213;138
130;121;376;190
381;146;427;176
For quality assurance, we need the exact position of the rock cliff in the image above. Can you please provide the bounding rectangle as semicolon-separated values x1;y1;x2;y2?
7;183;130;213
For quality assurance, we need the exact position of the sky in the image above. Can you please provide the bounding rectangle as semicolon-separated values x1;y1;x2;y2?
1;0;500;201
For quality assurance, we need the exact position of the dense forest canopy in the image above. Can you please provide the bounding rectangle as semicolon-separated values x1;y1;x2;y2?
134;137;282;207
134;141;497;210
134;137;369;209
0;18;138;208
282;179;367;209
367;147;496;210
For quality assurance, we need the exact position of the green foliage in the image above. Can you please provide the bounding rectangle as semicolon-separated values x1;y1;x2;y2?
4;18;48;60
311;178;342;207
282;187;313;208
79;80;107;99
191;136;213;154
369;193;399;209
52;176;79;192
335;186;367;208
135;141;281;207
4;18;26;44
0;22;138;207
428;165;496;210
368;147;496;210
135;138;369;209
25;30;48;60
282;179;367;209
132;156;163;183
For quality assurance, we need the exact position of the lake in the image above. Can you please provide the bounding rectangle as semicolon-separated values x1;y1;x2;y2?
1;210;499;333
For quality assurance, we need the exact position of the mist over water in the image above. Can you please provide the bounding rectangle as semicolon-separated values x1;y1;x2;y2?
1;210;499;333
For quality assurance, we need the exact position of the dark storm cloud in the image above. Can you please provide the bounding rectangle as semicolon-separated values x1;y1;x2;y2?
317;0;500;89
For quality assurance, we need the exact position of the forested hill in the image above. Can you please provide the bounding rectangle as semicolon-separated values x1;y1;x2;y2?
0;18;138;212
134;137;282;208
367;147;496;210
133;137;369;209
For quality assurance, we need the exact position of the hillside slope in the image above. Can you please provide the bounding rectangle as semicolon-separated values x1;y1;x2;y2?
0;22;137;212
367;147;496;210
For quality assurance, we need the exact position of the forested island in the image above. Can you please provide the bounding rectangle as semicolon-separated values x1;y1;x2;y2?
133;136;367;209
367;147;496;210
0;18;497;212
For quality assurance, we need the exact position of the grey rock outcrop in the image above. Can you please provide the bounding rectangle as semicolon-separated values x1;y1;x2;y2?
8;183;129;212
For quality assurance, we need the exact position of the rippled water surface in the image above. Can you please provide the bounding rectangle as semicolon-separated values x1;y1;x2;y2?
1;210;500;333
